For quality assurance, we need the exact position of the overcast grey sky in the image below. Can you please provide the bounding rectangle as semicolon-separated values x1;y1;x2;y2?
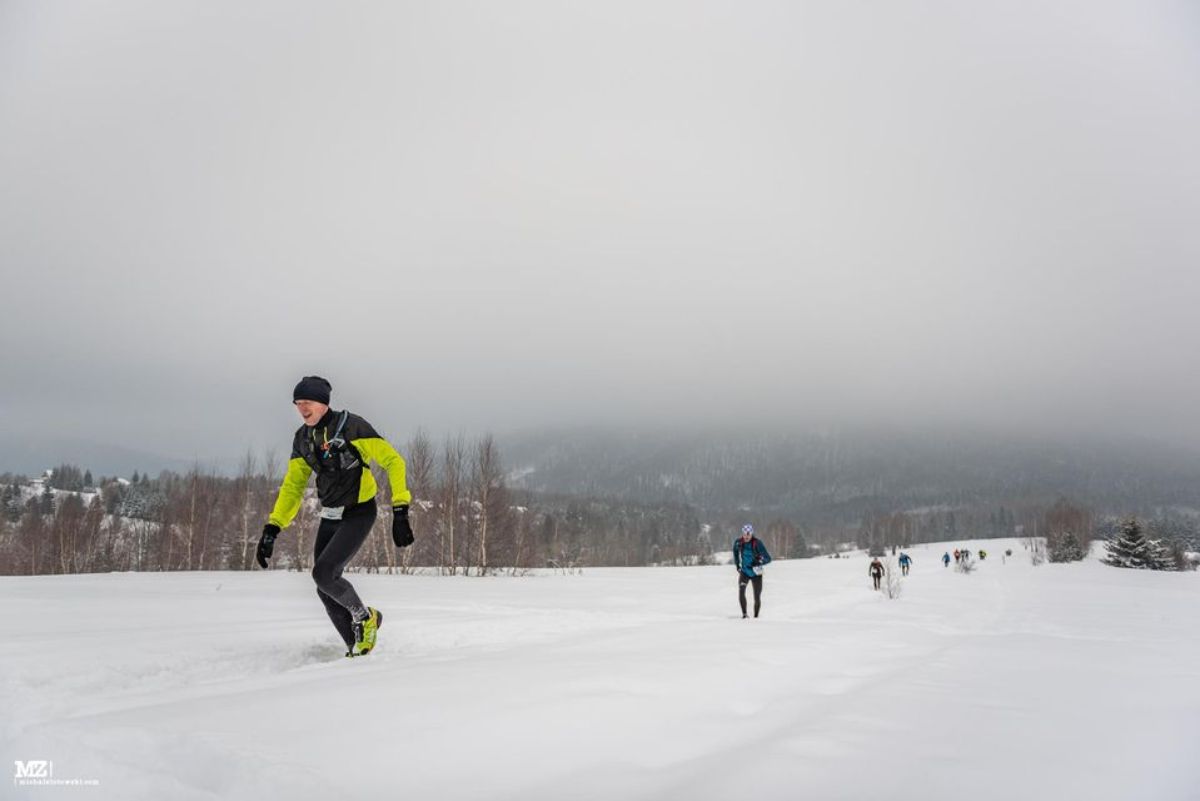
1;0;1198;465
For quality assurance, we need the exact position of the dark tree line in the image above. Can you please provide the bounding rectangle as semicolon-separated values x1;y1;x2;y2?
5;448;1196;577
0;435;715;576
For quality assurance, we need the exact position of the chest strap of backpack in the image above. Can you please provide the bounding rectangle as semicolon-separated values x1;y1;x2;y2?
311;410;350;453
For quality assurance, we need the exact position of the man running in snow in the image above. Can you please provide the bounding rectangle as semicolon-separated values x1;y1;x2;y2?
898;552;912;576
733;524;771;618
868;557;885;590
256;376;414;657
942;552;951;568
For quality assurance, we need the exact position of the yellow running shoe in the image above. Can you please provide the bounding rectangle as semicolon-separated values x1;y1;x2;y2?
351;607;383;656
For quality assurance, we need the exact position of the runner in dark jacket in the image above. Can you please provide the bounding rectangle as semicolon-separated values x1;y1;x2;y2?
869;557;885;590
256;376;414;657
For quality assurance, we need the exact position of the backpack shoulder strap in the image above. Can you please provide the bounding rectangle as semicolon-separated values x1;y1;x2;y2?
329;410;350;444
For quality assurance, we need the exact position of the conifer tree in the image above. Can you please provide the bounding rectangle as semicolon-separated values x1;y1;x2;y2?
1104;517;1171;570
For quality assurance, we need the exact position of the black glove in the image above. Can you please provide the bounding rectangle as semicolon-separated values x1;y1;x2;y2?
257;524;279;569
392;505;414;548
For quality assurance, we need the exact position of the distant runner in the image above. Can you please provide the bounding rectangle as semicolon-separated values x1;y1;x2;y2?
898;552;912;576
733;524;772;618
869;557;885;590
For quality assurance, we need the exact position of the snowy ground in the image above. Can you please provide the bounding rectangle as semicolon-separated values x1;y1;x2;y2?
2;539;1197;801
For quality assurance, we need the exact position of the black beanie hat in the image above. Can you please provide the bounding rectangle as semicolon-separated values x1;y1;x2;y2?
293;375;332;405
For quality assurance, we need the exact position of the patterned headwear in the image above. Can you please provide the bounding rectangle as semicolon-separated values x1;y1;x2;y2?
741;524;754;536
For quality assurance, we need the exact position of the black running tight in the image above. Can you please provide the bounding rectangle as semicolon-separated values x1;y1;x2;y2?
738;574;763;617
312;503;376;648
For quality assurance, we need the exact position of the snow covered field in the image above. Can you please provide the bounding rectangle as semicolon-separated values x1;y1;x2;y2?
3;539;1197;801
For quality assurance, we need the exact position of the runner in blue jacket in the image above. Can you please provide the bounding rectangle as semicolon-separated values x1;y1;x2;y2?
733;524;772;618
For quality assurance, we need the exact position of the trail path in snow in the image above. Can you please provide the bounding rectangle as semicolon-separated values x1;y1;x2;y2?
3;539;1196;800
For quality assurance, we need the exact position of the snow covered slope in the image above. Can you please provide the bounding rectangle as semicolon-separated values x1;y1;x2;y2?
2;539;1197;800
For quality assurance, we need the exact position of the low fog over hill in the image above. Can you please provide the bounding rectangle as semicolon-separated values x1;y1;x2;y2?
502;426;1200;525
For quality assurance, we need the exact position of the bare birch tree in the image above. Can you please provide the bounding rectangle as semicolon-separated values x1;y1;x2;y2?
471;434;507;576
440;435;466;576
